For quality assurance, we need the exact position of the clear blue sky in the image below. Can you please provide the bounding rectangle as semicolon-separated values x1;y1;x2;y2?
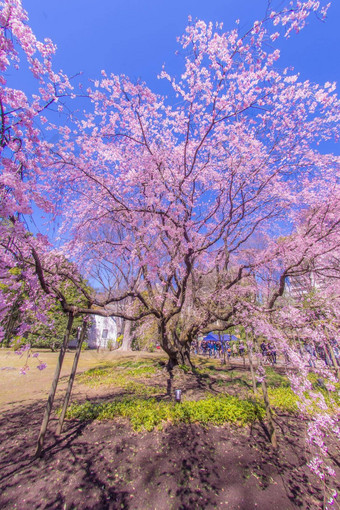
23;0;340;95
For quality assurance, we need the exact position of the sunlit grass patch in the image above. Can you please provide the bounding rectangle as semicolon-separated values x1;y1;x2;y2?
124;381;161;396
125;366;158;377
265;367;290;388
65;394;265;431
259;386;340;415
117;359;163;371
266;387;299;413
194;358;225;373
78;370;126;387
77;358;162;388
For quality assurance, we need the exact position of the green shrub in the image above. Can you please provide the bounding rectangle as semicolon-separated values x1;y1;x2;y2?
266;387;299;413
11;336;27;350
78;360;160;388
124;381;160;396
77;360;161;392
107;338;114;351
263;386;339;415
216;379;226;387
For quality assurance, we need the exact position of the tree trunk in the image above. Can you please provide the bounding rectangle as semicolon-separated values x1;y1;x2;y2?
162;333;193;395
168;343;192;368
119;319;133;351
115;316;124;337
222;344;227;365
56;321;87;435
35;312;74;458
328;343;340;381
165;347;192;397
324;328;339;381
248;346;257;394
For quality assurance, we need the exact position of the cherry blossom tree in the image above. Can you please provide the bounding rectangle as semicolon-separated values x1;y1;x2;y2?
42;0;339;371
235;196;340;493
0;0;74;345
1;1;339;481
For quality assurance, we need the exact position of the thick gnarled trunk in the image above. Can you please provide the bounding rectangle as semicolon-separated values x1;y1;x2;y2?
167;344;192;370
158;322;193;394
165;345;192;397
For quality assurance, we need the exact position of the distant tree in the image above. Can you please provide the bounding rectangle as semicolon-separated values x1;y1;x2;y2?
0;252;92;350
26;281;90;351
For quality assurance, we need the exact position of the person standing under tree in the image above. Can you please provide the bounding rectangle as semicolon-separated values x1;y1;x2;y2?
233;343;238;358
268;342;277;365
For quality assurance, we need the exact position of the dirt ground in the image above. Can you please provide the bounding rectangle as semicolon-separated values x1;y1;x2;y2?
0;349;339;510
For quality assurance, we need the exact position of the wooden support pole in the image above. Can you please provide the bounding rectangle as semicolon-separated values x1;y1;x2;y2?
253;334;277;448
261;377;278;449
219;332;226;365
56;321;87;435
35;312;74;458
247;333;257;394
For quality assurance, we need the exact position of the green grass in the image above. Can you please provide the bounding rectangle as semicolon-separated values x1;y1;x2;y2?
265;367;290;388
65;394;265;431
266;387;299;413
73;355;339;426
124;381;161;396
261;385;340;415
78;358;161;388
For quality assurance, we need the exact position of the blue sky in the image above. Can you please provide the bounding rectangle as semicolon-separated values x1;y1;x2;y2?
23;0;340;95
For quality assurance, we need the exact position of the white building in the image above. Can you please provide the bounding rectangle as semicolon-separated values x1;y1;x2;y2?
71;315;118;349
286;271;323;300
87;315;118;349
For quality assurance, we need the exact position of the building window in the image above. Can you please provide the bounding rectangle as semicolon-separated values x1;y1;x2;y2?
102;329;108;339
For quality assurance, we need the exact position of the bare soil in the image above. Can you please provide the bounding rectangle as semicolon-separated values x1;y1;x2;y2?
0;350;339;510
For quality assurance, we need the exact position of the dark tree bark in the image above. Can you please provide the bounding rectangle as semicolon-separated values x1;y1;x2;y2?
324;329;339;381
166;346;192;372
158;321;194;395
165;348;192;397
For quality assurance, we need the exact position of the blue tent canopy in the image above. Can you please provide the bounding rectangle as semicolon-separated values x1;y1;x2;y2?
203;333;239;343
